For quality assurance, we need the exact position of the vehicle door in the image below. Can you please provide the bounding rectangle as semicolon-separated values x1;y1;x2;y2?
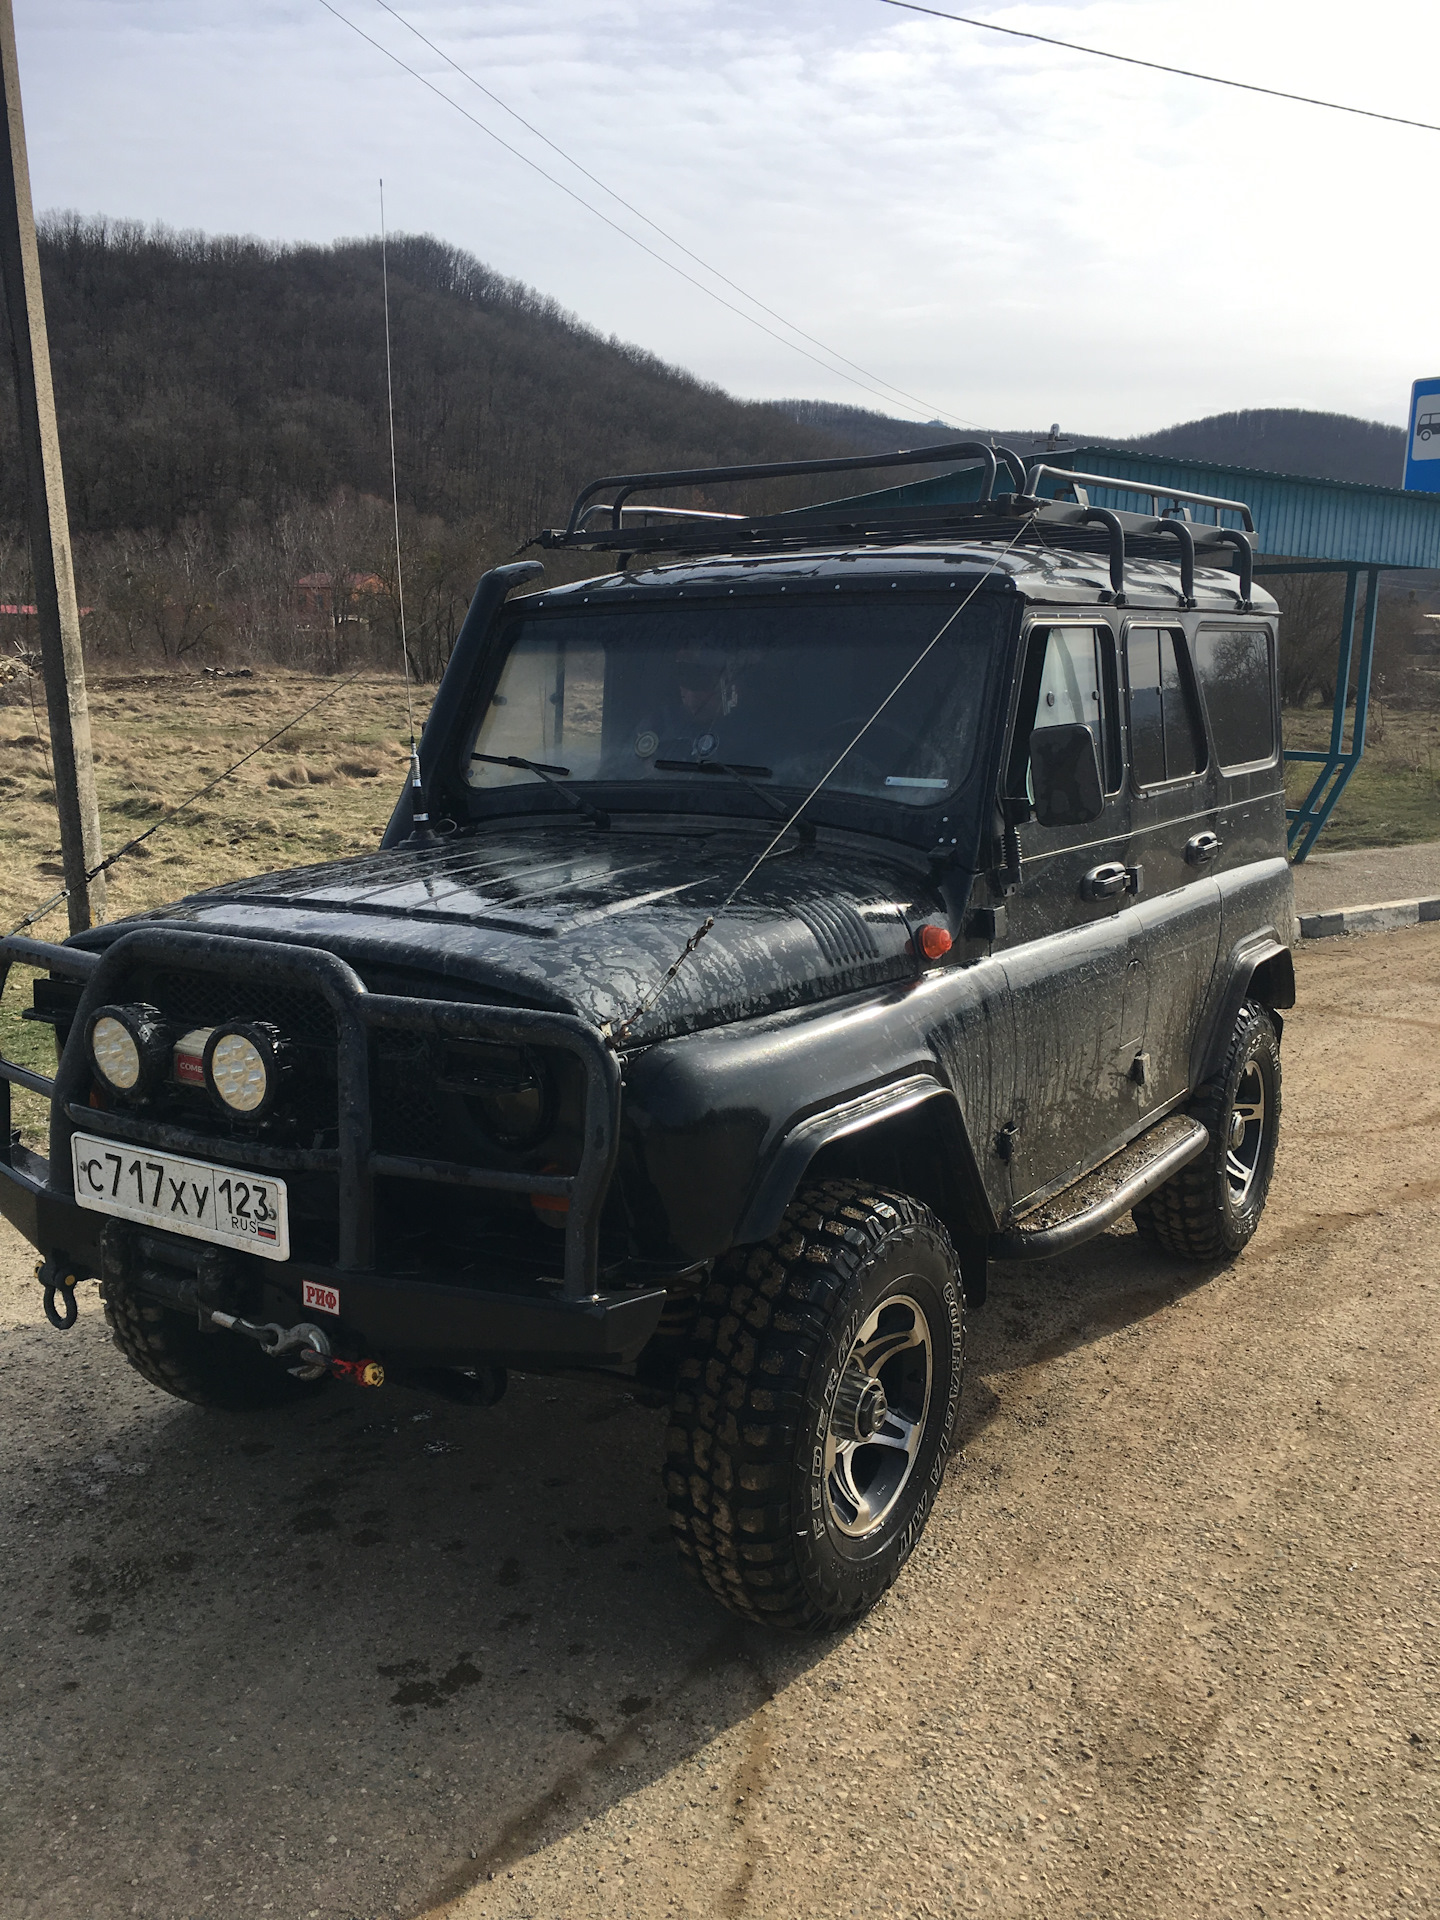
1123;623;1223;1111
996;620;1149;1209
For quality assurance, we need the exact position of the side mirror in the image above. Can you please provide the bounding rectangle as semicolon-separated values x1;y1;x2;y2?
1028;723;1104;828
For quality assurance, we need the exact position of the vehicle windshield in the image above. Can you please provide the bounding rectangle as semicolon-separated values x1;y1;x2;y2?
464;597;1005;809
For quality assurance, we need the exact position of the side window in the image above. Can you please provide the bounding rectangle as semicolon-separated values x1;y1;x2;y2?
1018;625;1120;798
1193;626;1277;770
1126;626;1205;787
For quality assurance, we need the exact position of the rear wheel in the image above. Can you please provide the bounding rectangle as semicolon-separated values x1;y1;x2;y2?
1132;1000;1281;1261
101;1273;326;1411
665;1180;965;1631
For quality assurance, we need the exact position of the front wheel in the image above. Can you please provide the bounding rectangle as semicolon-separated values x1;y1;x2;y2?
665;1181;965;1631
1132;1000;1281;1260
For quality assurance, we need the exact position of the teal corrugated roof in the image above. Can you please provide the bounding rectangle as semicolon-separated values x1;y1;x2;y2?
1051;446;1440;567
803;445;1440;568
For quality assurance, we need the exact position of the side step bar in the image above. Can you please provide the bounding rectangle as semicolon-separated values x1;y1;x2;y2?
991;1115;1209;1260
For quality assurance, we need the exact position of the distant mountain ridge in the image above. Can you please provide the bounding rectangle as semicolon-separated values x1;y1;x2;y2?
775;401;1408;491
1119;409;1406;489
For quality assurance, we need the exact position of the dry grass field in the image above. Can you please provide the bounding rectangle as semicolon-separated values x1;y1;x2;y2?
1;668;426;1142
1282;700;1440;849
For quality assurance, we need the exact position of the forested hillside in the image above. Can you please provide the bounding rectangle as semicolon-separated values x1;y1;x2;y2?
18;216;872;537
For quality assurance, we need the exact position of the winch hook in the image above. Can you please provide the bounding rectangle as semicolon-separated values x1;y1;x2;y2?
210;1311;332;1378
209;1311;384;1386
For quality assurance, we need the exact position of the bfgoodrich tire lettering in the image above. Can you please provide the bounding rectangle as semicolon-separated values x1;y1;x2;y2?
665;1180;964;1631
1132;1000;1281;1261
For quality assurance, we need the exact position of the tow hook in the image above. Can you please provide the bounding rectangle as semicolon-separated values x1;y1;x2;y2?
208;1311;384;1387
36;1257;83;1331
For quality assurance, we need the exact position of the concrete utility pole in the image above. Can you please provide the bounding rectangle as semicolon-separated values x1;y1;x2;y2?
0;0;103;931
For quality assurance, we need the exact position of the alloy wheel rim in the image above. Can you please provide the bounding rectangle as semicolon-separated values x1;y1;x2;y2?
1224;1060;1266;1205
822;1291;933;1539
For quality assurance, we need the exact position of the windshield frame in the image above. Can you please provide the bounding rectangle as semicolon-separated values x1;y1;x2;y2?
446;581;1022;854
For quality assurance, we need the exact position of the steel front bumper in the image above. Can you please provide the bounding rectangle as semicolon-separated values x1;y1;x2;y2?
0;1136;665;1366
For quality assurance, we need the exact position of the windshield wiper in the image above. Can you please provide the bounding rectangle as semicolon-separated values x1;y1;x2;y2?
653;757;814;842
470;752;611;829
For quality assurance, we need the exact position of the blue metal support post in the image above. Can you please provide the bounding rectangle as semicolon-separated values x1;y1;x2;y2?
1278;563;1381;861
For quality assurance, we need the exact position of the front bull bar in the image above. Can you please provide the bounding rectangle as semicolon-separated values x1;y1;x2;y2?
0;926;622;1298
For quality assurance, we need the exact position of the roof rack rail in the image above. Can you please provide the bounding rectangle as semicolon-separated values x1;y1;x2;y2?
557;439;1016;538
1024;463;1255;533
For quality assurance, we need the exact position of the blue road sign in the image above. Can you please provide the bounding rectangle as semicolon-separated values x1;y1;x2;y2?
1403;377;1440;490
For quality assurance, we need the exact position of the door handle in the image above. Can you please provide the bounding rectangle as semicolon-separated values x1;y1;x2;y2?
1080;861;1141;901
1185;831;1222;866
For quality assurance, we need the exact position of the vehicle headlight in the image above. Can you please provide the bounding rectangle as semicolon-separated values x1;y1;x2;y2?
203;1022;286;1119
87;1005;170;1099
440;1042;552;1151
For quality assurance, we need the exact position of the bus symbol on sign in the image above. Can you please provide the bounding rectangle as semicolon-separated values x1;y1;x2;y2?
1403;378;1440;488
302;1281;340;1316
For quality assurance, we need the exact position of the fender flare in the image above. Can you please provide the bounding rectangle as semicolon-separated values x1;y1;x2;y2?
733;1074;993;1248
1193;931;1295;1086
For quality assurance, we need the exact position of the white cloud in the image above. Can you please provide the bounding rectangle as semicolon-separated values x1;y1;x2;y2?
16;0;1436;434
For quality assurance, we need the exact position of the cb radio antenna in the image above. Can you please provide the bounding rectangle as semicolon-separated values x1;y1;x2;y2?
380;178;432;842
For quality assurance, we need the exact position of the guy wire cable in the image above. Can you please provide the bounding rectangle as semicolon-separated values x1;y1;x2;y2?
379;178;428;835
5;665;377;939
608;509;1040;1044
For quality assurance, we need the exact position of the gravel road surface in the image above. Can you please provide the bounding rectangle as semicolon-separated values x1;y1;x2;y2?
2;927;1437;1920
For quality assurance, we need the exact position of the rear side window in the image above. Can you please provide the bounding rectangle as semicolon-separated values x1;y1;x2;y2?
1193;626;1276;769
1126;627;1205;787
1018;625;1121;795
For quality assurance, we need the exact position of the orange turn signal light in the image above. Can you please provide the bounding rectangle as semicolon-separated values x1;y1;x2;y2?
917;923;953;962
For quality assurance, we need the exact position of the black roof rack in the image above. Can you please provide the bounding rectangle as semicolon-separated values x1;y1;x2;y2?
538;442;1257;608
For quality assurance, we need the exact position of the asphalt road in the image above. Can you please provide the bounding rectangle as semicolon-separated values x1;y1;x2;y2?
2;926;1437;1920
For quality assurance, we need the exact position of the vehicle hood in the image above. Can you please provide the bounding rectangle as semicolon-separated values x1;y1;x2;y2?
101;822;939;1043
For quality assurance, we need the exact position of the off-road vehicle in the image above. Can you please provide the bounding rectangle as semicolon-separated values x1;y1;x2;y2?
0;442;1294;1631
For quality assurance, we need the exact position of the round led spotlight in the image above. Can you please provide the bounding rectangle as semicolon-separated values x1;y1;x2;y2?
87;1004;169;1099
203;1021;286;1120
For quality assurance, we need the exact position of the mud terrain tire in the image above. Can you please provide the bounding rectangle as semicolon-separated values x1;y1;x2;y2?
101;1273;326;1411
665;1180;964;1632
1132;1000;1281;1261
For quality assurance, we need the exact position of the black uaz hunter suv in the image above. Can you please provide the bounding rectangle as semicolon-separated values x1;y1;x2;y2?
0;443;1294;1631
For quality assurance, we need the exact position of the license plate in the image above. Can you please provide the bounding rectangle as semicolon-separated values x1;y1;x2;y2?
70;1131;291;1262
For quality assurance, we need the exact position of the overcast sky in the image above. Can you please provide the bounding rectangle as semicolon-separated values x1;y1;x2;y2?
15;0;1437;437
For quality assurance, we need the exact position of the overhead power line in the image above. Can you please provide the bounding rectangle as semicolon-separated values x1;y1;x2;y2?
369;0;974;429
315;0;980;428
878;0;1440;135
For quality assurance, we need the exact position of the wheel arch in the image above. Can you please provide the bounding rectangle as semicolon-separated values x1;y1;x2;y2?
733;1078;995;1291
1192;933;1294;1086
